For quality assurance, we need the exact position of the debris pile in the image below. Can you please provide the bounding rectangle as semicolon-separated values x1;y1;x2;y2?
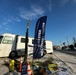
32;57;58;75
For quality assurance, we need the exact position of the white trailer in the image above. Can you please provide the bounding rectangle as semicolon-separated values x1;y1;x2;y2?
0;33;53;58
45;40;53;53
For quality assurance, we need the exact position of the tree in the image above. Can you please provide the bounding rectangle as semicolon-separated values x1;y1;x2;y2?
69;44;74;50
74;43;76;47
63;42;66;46
73;37;76;45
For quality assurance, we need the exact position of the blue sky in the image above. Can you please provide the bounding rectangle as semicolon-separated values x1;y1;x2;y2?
0;0;76;45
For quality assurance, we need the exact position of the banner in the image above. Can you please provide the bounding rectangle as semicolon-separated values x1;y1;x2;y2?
33;16;47;59
21;62;27;75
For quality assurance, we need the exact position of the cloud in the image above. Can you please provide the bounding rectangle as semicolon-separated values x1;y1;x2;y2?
0;24;11;32
5;27;11;31
3;16;20;25
19;5;45;20
11;16;21;22
48;0;52;11
0;25;2;28
59;0;69;6
59;0;76;6
73;0;76;2
30;0;53;12
0;16;21;31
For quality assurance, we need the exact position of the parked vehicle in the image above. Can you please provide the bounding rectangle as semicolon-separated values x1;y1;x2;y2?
0;33;53;58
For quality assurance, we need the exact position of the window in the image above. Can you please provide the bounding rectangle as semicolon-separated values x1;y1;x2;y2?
21;38;25;43
0;36;3;44
2;36;13;44
21;38;29;43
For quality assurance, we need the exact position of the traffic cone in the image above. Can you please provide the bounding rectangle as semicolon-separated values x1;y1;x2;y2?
27;62;32;75
19;56;23;72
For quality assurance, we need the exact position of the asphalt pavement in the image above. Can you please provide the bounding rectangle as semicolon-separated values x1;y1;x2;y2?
54;50;76;75
54;49;76;55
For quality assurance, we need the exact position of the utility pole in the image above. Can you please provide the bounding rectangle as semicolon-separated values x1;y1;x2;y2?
25;19;30;60
21;19;30;75
60;41;62;47
66;36;69;46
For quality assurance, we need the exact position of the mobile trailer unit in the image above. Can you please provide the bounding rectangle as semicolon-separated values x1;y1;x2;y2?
45;40;53;54
0;33;33;58
0;33;53;58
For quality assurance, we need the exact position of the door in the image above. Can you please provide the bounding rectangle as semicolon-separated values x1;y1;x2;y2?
0;36;14;57
0;36;4;57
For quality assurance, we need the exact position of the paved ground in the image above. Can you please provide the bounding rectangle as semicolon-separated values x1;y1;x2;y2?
0;55;52;75
0;52;75;75
54;50;76;75
55;49;76;55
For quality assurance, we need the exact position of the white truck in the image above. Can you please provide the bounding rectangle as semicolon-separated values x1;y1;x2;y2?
0;33;53;58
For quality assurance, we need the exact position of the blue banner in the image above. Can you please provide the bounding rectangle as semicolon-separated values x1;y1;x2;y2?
21;62;27;75
33;16;47;59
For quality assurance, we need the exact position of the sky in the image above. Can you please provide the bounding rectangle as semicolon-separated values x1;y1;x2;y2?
0;0;76;45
